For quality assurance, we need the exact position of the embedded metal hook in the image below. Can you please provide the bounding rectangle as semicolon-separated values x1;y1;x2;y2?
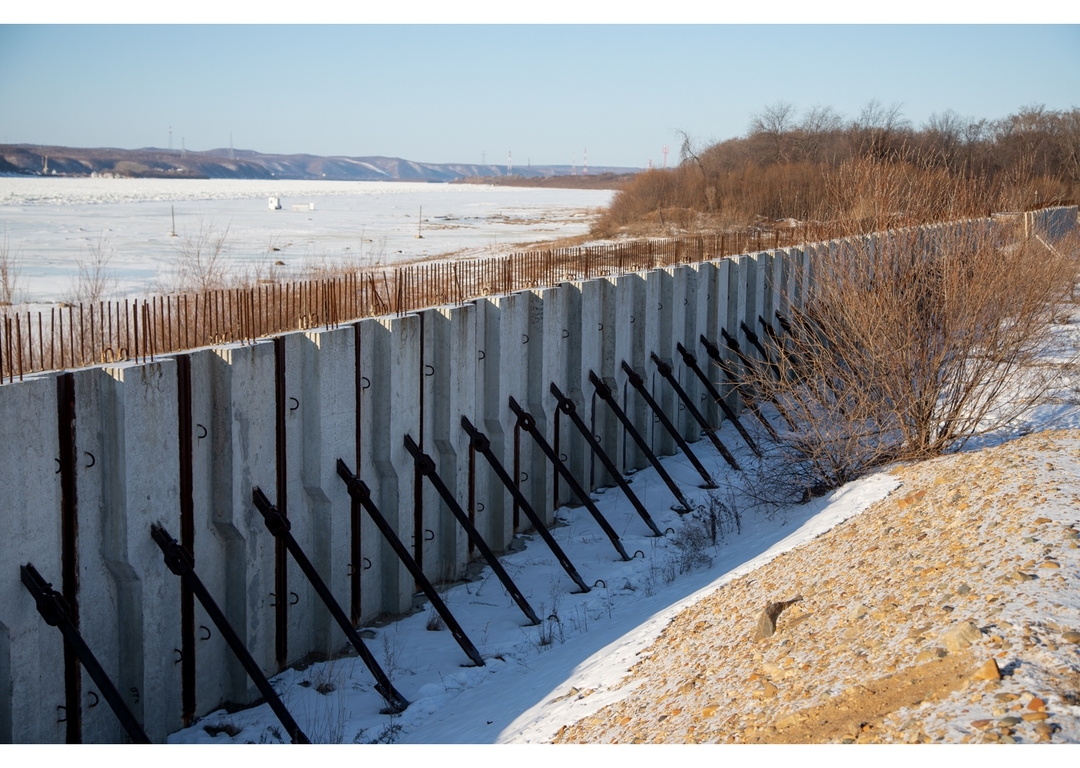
54;458;61;475
290;591;299;606
562;329;570;339
658;303;663;310
424;529;434;542
174;648;183;665
363;557;372;571
519;471;529;482
664;527;676;535
630;315;635;323
598;323;604;331
84;451;95;468
289;397;300;412
200;625;212;641
522;334;529;344
634;550;645;559
425;365;435;377
593;579;607;589
57;706;67;724
87;691;99;709
361;376;371;390
478;350;486;360
476;502;485;513
196;424;207;439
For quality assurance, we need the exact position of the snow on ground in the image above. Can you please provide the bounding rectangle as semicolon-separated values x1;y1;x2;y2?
0;179;613;303
163;311;1080;747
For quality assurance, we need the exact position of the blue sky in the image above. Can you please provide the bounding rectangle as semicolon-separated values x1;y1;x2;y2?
1;23;1078;168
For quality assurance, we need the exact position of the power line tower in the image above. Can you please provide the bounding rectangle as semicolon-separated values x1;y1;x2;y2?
583;148;587;176
662;145;669;169
169;126;173;151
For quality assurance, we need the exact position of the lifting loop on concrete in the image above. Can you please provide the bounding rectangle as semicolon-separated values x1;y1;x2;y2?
403;433;541;626
20;562;152;744
588;370;695;514
335;459;486;667
461;416;591;593
508;396;631;561
650;352;740;471
620;360;716;488
149;524;311;743
676;342;761;457
549;381;662;537
251;487;410;712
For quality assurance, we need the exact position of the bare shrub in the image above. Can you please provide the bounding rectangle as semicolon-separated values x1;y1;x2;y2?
166;219;232;293
742;219;1079;500
0;233;22;306
67;233;118;304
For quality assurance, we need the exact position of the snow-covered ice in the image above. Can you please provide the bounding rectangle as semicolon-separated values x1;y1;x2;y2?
0;178;613;303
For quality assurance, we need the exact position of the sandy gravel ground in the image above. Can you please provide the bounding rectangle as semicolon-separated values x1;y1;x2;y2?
553;429;1080;744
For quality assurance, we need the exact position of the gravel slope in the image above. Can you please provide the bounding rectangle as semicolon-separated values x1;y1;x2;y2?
553;429;1080;744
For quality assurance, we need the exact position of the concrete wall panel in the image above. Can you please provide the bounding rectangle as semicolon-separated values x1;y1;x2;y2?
0;373;64;743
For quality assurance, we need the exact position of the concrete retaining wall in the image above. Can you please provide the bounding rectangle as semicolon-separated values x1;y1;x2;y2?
1;206;1075;742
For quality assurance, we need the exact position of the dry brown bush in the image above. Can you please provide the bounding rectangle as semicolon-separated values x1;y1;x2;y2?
594;103;1080;237
738;219;1079;502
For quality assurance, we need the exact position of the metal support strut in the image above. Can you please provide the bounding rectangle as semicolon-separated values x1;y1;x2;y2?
335;459;485;668
588;370;695;513
620;360;716;488
20;563;151;744
740;320;781;382
508;396;630;561
700;334;779;441
723;327;797;431
549;382;662;537
675;342;761;457
149;524;310;744
650;352;740;471
251;488;410;713
460;416;591;593
402;434;541;625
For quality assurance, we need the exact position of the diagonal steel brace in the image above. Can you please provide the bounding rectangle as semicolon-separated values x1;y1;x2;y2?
508;396;630;561
620;360;716;488
21;563;152;744
549;382;662;537
335;459;485;667
675;342;761;457
589;370;695;513
150;524;310;744
650;352;740;471
403;434;540;625
701;334;779;440
460;415;591;593
251;487;410;712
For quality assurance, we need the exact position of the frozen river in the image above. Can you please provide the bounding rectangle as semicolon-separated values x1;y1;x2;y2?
0;178;614;303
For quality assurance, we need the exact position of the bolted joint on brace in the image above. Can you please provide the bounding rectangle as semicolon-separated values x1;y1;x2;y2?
252;487;292;538
151;524;195;577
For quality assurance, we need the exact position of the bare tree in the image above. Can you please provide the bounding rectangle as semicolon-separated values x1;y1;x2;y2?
795;105;843;163
166;219;232;293
851;99;911;160
67;233;118;304
0;232;22;306
750;102;798;163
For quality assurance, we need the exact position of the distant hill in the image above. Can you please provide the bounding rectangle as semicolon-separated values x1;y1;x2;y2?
0;143;640;183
